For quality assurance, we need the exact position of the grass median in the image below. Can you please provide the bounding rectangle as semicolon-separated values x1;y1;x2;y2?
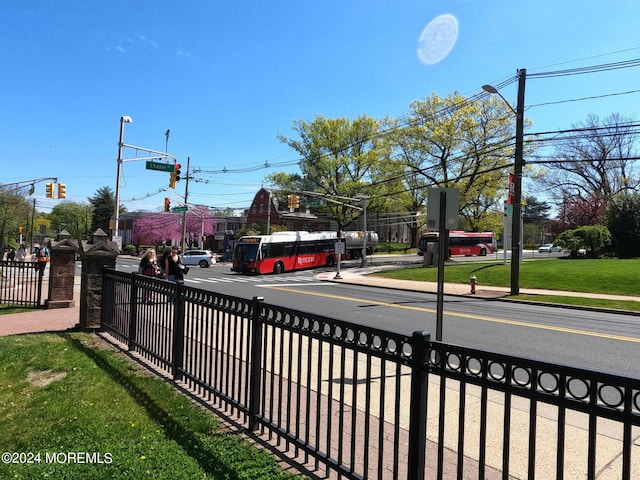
0;332;304;480
372;257;640;311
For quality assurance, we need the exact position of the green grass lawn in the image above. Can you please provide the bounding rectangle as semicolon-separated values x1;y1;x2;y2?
372;258;640;312
0;332;303;480
374;257;640;296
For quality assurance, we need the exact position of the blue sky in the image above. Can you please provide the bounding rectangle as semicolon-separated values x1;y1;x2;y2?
2;1;639;214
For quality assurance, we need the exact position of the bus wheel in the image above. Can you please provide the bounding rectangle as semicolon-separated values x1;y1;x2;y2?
326;255;335;267
273;262;284;274
479;248;487;256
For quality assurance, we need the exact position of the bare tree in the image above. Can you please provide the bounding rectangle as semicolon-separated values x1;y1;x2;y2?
545;114;640;204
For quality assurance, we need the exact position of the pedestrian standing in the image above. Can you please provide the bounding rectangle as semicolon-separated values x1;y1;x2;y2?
163;246;184;283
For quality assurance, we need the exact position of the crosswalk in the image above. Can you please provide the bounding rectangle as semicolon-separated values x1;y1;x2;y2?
119;265;318;285
183;273;319;285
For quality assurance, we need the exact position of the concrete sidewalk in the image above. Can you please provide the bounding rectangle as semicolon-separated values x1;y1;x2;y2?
318;265;640;303
0;276;81;337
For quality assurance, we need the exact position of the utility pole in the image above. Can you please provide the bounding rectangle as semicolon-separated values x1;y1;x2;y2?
511;69;527;295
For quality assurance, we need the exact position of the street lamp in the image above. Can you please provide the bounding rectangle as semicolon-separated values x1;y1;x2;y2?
482;69;526;295
355;194;369;268
113;115;132;243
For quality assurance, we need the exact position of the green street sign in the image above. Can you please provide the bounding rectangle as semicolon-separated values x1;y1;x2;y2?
146;161;175;172
171;206;188;213
308;199;326;207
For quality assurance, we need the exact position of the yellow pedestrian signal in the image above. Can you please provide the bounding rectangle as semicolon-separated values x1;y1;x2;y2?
58;183;66;199
45;182;54;198
169;172;176;188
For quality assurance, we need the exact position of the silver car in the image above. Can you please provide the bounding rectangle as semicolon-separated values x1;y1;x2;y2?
180;250;216;268
538;244;562;253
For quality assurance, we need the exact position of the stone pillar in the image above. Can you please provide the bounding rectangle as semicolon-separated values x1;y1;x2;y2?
45;230;79;309
80;228;119;329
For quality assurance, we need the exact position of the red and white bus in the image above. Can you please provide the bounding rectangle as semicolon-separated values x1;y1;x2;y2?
417;231;496;257
231;230;379;274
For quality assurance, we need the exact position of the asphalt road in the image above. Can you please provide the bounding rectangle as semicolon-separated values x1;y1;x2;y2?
116;257;640;379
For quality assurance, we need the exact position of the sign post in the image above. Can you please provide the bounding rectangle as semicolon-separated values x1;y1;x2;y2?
334;237;345;279
427;188;460;342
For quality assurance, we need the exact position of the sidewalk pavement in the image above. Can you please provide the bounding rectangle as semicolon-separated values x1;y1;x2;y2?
318;263;640;303
0;276;82;337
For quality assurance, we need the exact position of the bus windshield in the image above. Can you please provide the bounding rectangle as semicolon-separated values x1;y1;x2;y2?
233;243;260;262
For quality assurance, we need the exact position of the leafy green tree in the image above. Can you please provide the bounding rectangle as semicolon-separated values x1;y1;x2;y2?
0;188;32;251
48;201;92;241
89;186;124;234
387;92;530;233
554;225;611;257
607;193;640;257
272;114;391;230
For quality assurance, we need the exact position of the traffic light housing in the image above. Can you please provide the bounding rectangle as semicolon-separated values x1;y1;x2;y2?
169;163;182;189
45;182;54;198
287;194;300;210
164;197;171;212
58;183;66;199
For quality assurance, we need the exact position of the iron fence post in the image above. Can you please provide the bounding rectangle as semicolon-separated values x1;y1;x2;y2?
248;295;264;431
128;274;138;350
407;330;430;480
171;281;186;381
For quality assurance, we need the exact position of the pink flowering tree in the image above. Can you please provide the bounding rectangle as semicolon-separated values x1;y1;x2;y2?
183;206;217;249
133;213;181;246
132;206;217;249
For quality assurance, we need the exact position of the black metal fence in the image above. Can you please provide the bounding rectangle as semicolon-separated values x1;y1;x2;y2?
0;260;44;308
101;269;640;480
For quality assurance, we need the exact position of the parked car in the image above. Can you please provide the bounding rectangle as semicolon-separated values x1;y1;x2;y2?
180;250;216;268
538;244;562;253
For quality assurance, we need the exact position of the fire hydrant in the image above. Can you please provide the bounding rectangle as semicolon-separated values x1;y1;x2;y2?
470;275;477;294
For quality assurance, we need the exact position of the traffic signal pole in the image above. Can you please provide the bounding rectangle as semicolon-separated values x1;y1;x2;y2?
181;156;191;251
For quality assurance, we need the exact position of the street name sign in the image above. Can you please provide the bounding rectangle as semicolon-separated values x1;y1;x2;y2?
146;161;175;172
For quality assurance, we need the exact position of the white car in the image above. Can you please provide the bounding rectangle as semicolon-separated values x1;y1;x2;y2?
180;250;216;268
538;244;562;253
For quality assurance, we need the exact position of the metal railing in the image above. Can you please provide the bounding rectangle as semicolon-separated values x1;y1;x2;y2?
0;260;44;308
101;269;640;479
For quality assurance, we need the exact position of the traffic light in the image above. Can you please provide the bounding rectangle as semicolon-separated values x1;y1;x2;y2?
169;163;182;189
58;183;66;199
164;197;171;212
287;194;300;210
45;182;54;198
18;226;23;234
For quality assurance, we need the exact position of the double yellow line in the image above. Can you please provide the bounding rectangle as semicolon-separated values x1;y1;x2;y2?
264;285;640;344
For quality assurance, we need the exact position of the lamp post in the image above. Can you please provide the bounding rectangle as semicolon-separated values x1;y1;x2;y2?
356;194;369;268
482;68;526;295
113;115;132;242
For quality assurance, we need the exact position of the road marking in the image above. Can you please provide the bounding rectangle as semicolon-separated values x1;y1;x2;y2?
259;282;330;288
261;285;640;344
